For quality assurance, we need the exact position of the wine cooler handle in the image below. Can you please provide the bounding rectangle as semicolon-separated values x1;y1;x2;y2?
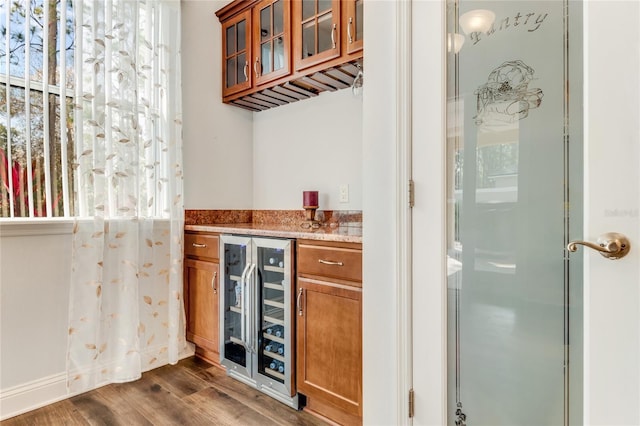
245;263;257;352
212;271;217;294
297;288;304;316
240;263;251;348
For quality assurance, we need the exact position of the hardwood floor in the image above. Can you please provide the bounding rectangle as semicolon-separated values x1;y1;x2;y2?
2;357;328;426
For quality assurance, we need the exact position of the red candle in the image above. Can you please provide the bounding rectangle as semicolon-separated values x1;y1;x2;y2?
303;191;318;207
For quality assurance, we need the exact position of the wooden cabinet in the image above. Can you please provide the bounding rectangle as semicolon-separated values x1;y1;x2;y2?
218;0;292;99
222;10;253;97
216;0;364;112
184;231;221;366
292;0;364;69
344;0;363;55
296;239;362;425
292;0;341;71
253;0;292;86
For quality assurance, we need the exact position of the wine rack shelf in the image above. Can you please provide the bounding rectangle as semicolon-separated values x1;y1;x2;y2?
263;332;284;344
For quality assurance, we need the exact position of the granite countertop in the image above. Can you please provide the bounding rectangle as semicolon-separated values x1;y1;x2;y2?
185;222;362;243
184;210;362;244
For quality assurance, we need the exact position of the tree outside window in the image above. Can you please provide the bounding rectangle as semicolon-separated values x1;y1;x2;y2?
0;0;75;218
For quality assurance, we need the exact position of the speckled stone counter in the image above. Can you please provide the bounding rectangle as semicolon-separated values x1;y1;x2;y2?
184;210;362;244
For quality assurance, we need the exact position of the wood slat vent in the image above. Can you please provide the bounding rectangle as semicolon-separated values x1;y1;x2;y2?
228;60;362;112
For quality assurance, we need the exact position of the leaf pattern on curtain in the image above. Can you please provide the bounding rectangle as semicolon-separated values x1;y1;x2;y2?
68;0;185;393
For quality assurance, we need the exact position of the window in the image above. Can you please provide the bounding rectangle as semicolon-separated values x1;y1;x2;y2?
0;0;75;218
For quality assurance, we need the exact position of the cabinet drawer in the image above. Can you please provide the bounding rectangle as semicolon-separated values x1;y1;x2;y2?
185;233;219;260
297;242;362;283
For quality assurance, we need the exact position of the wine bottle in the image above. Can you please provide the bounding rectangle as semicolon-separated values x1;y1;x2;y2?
277;345;284;355
265;343;274;352
278;362;285;373
274;325;284;337
269;360;278;370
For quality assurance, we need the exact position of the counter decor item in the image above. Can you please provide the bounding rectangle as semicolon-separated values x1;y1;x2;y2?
302;191;321;229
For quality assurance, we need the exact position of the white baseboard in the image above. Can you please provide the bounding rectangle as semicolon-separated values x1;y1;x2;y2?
0;372;71;421
0;346;195;421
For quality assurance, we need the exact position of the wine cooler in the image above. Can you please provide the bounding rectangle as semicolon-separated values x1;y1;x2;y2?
219;235;297;408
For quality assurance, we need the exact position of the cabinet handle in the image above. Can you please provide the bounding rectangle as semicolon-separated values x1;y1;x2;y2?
243;61;249;82
331;23;337;49
318;259;344;266
297;288;304;316
348;17;353;43
254;57;260;78
192;243;207;248
212;271;217;294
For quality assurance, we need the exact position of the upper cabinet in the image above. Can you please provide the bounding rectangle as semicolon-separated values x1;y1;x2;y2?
222;10;252;97
216;0;364;112
253;0;291;86
293;0;341;71
345;0;363;55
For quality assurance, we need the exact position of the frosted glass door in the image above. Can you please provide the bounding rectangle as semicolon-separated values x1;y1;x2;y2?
446;1;583;425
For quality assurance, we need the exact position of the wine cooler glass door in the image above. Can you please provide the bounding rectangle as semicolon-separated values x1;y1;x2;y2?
220;235;252;378
253;238;294;397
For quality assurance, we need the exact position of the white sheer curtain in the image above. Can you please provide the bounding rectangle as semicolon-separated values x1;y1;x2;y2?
67;0;185;393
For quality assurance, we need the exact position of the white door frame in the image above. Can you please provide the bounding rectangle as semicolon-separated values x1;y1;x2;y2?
407;1;640;425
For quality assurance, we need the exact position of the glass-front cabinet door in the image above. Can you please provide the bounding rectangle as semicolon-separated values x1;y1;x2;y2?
253;0;291;86
222;10;252;97
345;0;363;55
253;238;295;397
220;235;252;378
293;0;341;71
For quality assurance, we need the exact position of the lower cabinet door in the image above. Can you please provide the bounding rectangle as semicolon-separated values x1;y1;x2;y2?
185;258;220;359
296;276;362;418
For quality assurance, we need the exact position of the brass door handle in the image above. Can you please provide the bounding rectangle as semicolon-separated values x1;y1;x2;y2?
567;232;631;260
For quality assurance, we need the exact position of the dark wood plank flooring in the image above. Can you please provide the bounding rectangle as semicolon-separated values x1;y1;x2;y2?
2;357;327;426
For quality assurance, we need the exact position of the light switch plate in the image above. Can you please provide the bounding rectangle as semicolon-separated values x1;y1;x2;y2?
339;184;349;203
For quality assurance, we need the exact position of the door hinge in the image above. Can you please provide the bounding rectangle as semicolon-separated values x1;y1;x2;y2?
408;388;415;418
408;180;415;208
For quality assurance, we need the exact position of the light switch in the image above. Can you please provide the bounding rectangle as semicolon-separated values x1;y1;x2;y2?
339;184;349;203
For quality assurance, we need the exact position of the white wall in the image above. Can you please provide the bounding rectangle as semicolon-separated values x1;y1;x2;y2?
0;228;72;390
253;89;363;210
182;0;254;210
0;226;73;418
361;0;399;424
182;0;363;211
